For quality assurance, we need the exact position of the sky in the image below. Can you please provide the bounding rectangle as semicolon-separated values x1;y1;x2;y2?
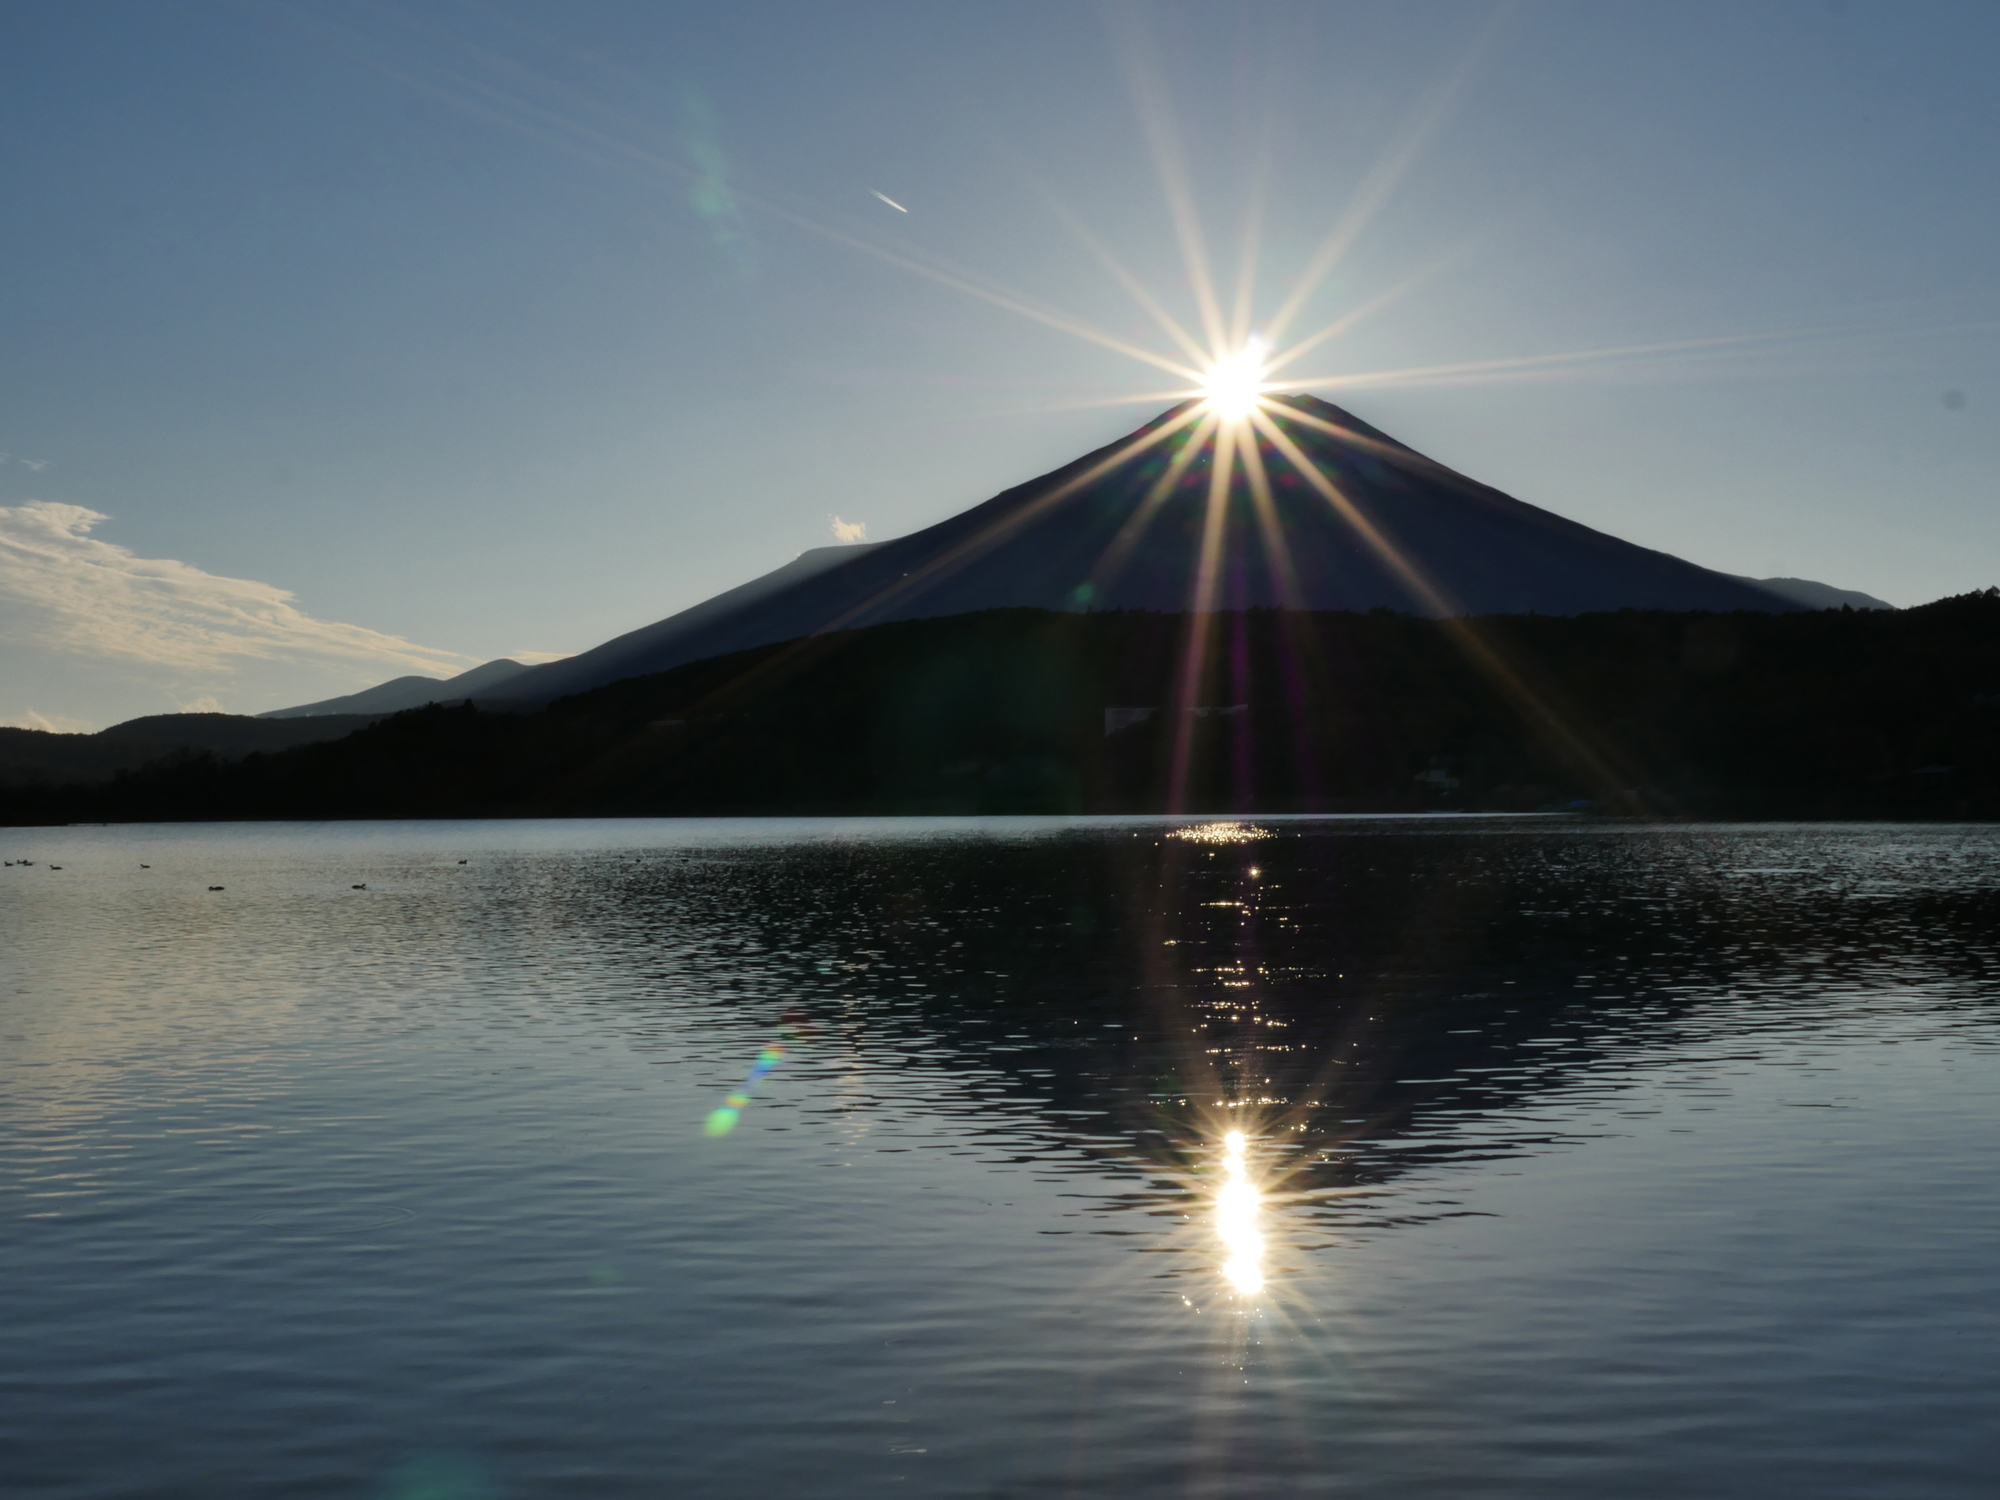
5;0;1999;730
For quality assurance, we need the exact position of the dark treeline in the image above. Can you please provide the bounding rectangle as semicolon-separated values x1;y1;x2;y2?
8;592;2000;824
0;712;381;788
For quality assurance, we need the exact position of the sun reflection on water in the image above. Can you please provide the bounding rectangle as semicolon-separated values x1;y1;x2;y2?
1215;1129;1264;1296
1169;822;1272;844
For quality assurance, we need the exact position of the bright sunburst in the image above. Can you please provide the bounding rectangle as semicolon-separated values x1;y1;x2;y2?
1215;1128;1265;1295
1200;337;1268;421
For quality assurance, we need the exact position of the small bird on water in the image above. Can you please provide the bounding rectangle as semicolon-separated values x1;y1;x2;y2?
207;885;224;891
352;883;367;890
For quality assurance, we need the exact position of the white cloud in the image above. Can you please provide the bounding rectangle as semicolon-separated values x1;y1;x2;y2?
830;514;868;543
0;501;474;678
506;650;573;665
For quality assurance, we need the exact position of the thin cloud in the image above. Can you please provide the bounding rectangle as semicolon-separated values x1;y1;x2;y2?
830;515;869;543
5;707;94;734
0;501;475;677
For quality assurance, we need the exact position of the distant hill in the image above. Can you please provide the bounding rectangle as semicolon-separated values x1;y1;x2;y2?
1736;580;1888;616
474;396;1815;708
13;591;2000;825
261;658;529;718
0;712;380;789
1733;576;1894;611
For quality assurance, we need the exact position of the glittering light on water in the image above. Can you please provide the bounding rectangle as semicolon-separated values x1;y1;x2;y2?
1216;1128;1265;1295
1169;822;1272;844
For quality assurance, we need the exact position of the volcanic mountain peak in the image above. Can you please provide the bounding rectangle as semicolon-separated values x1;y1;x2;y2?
478;396;1812;707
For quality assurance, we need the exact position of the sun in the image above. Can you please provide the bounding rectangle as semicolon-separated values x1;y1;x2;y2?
1200;337;1268;421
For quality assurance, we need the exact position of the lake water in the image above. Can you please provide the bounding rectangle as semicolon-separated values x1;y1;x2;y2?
5;816;1999;1498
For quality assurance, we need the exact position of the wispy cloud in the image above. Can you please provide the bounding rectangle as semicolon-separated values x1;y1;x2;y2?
830;515;868;543
6;707;94;734
0;501;475;677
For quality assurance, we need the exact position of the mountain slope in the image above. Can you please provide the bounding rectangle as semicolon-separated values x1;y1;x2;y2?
1734;576;1894;611
262;658;529;718
478;396;1808;707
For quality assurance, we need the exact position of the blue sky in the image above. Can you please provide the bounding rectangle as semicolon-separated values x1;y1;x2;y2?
4;0;1998;728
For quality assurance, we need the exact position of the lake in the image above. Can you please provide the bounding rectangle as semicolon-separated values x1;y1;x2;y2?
5;816;1998;1498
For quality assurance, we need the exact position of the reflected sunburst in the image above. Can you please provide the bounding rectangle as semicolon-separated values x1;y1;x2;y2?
1215;1128;1265;1296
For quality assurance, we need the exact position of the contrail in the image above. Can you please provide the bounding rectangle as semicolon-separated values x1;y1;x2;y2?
870;189;908;213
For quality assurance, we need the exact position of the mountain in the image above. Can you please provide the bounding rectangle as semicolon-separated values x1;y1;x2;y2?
1732;576;1894;611
474;395;1815;707
262;658;530;718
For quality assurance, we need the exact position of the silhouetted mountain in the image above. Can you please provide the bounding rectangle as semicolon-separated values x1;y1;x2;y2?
0;712;380;789
261;658;529;718
13;590;2000;826
479;396;1811;707
1733;576;1894;611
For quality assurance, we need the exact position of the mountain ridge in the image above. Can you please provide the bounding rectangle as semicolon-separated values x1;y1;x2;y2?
260;658;530;719
471;395;1822;708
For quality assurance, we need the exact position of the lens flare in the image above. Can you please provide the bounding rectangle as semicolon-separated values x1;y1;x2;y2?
1216;1128;1265;1294
1201;338;1267;421
705;1010;812;1136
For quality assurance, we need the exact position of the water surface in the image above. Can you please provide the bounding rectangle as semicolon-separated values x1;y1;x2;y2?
5;817;1998;1497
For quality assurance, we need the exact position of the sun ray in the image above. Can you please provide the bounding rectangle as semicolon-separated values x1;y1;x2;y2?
1253;404;1637;801
1227;126;1275;352
268;6;1208;386
1037;191;1214;370
775;217;1206;383
1260;233;1492;380
612;406;1216;743
1008;387;1214;416
1236;425;1306;612
804;404;1211;641
1092;410;1220;596
1093;411;1218;588
1166;421;1239;811
1269;326;1825;397
1263;11;1503;347
1113;16;1232;358
1250;407;1458;616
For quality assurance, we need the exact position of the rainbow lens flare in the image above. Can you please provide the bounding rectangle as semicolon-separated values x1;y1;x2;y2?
704;1042;787;1137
